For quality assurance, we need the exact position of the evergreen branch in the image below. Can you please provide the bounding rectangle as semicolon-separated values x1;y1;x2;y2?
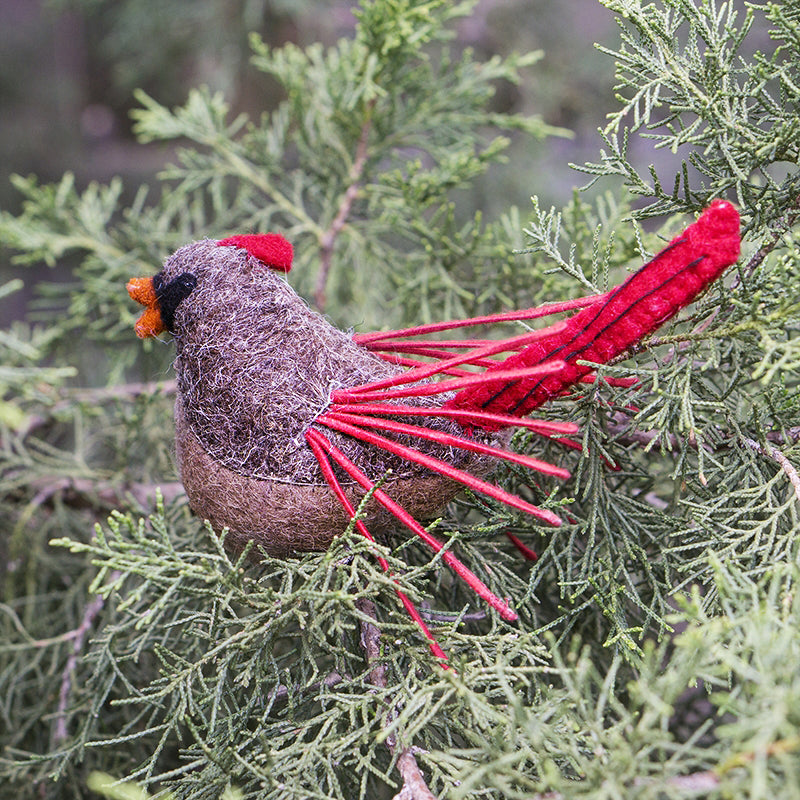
736;193;800;284
315;98;377;311
133;88;324;236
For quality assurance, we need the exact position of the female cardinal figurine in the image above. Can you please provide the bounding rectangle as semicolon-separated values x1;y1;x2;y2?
128;200;740;659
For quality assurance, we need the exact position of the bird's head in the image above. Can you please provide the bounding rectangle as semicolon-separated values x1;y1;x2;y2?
127;233;294;338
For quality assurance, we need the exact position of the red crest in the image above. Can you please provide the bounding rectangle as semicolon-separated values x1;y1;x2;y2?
217;233;293;272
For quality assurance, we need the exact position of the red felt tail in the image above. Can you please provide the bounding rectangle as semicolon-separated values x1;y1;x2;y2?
443;200;741;427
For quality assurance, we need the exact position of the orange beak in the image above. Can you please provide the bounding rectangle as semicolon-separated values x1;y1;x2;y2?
127;276;167;338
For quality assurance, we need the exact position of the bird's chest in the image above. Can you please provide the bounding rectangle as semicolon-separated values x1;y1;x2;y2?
171;303;402;482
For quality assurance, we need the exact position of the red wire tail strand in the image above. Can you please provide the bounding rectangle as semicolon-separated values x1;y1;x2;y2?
445;200;741;423
331;362;566;405
327;401;580;437
315;414;563;527
364;339;504;351
368;343;500;370
323;409;571;480
307;428;518;621
305;431;449;664
353;294;608;345
504;533;538;561
372;353;474;377
342;322;569;397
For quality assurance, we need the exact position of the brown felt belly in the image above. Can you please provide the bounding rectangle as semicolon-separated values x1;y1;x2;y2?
174;396;466;558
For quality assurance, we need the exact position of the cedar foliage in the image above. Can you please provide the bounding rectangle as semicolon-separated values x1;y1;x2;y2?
1;1;799;798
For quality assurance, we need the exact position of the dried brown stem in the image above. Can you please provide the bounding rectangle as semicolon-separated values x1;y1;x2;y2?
355;597;439;800
394;749;439;800
356;597;390;696
26;475;184;512
20;380;177;438
65;379;177;405
736;195;800;286
766;426;800;446
606;413;800;458
718;734;800;773
533;735;800;798
269;672;346;702
315;99;376;311
51;574;120;746
532;770;721;799
741;437;800;503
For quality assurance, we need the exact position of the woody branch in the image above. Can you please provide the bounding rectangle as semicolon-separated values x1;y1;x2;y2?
355;598;439;800
315;98;377;311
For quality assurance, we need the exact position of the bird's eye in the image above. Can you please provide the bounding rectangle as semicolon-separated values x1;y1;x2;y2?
152;272;197;332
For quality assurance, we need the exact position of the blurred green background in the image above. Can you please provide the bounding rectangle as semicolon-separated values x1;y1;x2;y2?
0;0;617;222
7;0;757;328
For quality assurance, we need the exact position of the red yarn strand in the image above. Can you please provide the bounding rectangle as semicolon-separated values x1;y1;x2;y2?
315;414;563;526
504;533;539;561
323;409;571;480
370;353;474;377
327;401;579;436
363;338;503;350
353;294;607;344
307;428;518;621
332;362;566;404
364;341;502;368
343;323;569;396
305;431;449;663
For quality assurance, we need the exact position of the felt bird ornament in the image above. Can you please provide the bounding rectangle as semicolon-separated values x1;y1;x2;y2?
128;200;740;659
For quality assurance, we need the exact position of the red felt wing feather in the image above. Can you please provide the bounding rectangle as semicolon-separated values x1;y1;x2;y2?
443;199;740;425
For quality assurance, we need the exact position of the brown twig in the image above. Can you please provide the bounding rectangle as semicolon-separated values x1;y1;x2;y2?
20;380;177;438
355;597;439;800
534;770;721;798
718;734;800;773
394;749;439;800
741;437;800;504
357;597;390;693
268;671;346;702
25;475;185;512
51;574;121;747
766;426;800;446
735;195;800;286
64;380;177;405
606;412;800;461
314;99;377;311
531;736;800;800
